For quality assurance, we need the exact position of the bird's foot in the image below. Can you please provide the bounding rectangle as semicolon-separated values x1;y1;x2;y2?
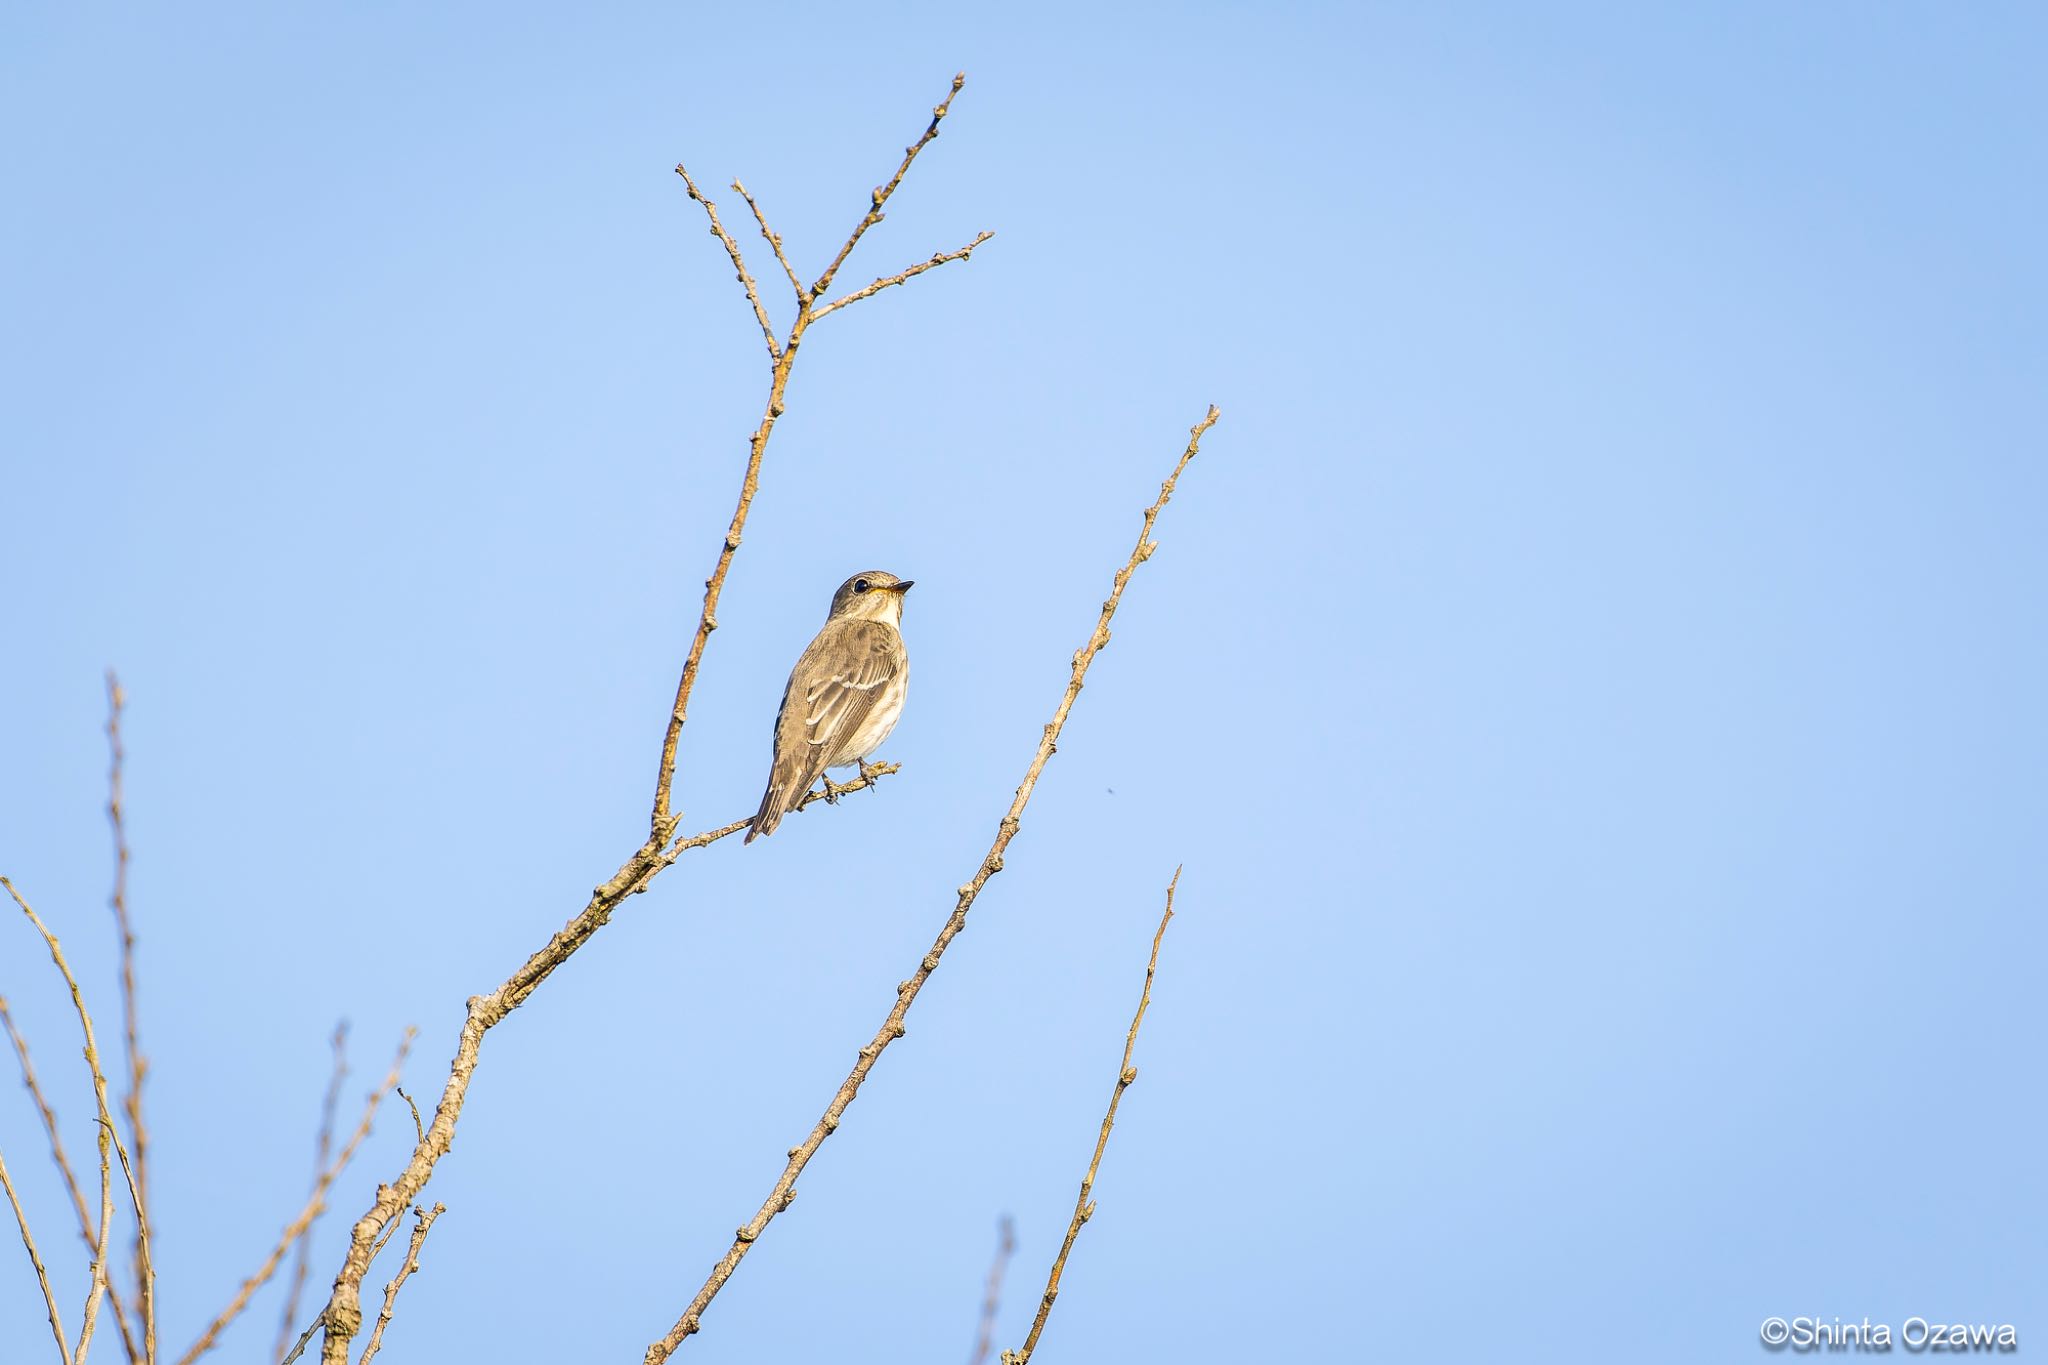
858;759;889;791
818;774;845;805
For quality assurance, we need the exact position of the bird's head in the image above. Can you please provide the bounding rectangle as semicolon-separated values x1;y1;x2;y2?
829;570;914;624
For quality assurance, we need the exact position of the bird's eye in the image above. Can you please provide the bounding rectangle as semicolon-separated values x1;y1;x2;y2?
854;579;871;593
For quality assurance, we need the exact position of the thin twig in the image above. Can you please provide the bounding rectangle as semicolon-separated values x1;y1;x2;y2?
0;998;89;1232
656;764;901;868
673;166;779;362
2;995;142;1361
4;876;128;1365
179;1032;413;1365
810;72;967;301
279;1318;320;1365
394;1087;423;1148
967;1215;1016;1365
1002;870;1180;1365
276;1024;349;1364
642;407;1221;1362
105;1116;152;1365
341;1205;413;1353
320;75;991;1363
1;1141;70;1363
366;1210;406;1267
354;1203;443;1365
105;671;155;1365
811;232;994;322
733;179;804;304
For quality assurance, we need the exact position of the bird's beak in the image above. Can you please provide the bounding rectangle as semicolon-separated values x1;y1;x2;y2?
887;580;914;593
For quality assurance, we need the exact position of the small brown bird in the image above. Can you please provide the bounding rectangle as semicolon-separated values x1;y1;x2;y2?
746;570;913;842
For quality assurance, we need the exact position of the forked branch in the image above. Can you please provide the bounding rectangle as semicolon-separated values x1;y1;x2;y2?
4;875;136;1365
648;71;991;835
810;72;968;302
642;406;1221;1362
355;1202;444;1365
275;1024;350;1364
183;1032;413;1365
1;997;141;1362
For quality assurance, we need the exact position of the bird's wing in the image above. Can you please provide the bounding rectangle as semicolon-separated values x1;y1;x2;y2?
749;620;903;842
796;619;901;762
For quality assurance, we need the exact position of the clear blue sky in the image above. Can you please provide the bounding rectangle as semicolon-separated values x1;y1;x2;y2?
5;4;2044;1362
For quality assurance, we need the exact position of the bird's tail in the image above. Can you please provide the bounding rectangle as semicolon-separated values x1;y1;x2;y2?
745;780;788;843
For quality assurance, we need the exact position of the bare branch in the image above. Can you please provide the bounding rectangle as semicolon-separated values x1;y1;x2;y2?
967;1215;1016;1365
105;671;155;1365
314;777;895;1362
4;877;128;1365
179;1031;413;1365
276;1024;349;1364
322;76;992;1362
672;164;779;361
354;1203;443;1365
733;179;804;304
810;71;968;301
0;999;87;1227
105;1118;152;1365
1;1141;69;1363
642;284;784;834
642;406;1221;1361
811;231;994;322
2;999;142;1362
1003;870;1180;1365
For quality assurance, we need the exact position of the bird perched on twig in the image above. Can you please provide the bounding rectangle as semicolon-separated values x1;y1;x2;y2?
746;570;913;842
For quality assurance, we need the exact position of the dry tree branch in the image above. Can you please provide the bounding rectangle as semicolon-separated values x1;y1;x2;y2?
105;671;155;1365
279;1319;320;1365
0;999;90;1234
642;406;1222;1362
275;1024;350;1364
967;1215;1017;1365
809;232;994;323
180;1032;413;1365
317;74;988;1364
733;179;803;305
2;1140;70;1364
648;71;987;837
105;1124;151;1365
283;1200;432;1365
2;996;143;1361
646;158;798;832
1002;870;1180;1365
656;763;901;865
354;1202;442;1365
4;876;131;1365
307;777;896;1363
809;72;967;303
674;170;781;363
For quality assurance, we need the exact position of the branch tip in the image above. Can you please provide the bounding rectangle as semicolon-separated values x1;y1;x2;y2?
1001;871;1182;1364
